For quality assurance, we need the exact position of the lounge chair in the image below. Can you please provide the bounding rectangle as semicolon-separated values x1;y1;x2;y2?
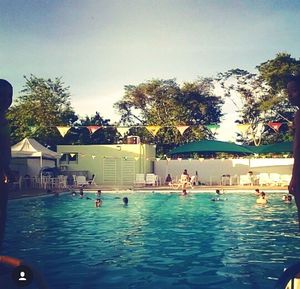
269;173;281;186
145;174;159;186
134;173;146;187
239;174;252;186
88;175;97;186
280;174;292;187
11;176;22;190
170;174;194;189
258;173;270;186
76;175;89;186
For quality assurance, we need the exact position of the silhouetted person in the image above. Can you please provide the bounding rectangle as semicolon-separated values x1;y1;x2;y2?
123;197;128;206
287;74;300;230
0;79;12;249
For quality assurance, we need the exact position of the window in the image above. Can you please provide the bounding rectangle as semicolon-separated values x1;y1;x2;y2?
59;152;78;164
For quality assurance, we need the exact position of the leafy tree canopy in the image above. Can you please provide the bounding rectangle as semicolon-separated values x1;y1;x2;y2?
114;78;223;155
7;75;78;149
216;53;300;145
64;112;119;145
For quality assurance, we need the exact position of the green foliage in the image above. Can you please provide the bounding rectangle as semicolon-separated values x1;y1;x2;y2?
257;52;300;95
217;53;299;145
114;78;223;155
7;75;78;149
65;112;119;144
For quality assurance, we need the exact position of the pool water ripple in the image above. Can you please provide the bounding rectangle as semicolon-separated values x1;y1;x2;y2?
3;192;300;289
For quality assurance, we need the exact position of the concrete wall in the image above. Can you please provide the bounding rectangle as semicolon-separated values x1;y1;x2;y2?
154;158;293;185
57;144;156;186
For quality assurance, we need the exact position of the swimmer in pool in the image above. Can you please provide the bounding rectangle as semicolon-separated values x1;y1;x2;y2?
254;188;261;196
256;191;268;204
212;189;227;201
123;197;129;206
79;188;84;198
96;190;102;197
95;198;102;207
283;194;293;204
181;189;188;196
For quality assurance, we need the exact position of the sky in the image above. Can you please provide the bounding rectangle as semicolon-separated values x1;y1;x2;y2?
1;0;300;141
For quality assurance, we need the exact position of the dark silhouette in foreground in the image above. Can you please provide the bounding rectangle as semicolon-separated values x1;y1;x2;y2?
0;79;12;249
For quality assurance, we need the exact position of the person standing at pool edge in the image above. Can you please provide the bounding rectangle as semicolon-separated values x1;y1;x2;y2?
0;80;12;249
287;74;300;230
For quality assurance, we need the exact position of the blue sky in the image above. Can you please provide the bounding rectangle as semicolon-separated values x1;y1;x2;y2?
1;0;300;140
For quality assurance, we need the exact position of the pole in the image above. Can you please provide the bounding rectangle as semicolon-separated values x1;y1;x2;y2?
0;80;13;250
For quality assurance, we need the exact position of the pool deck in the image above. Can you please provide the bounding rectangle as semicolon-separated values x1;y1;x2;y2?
8;184;289;200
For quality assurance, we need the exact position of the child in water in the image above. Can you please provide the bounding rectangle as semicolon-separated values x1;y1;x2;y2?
123;197;129;206
181;189;188;196
95;198;102;207
79;188;84;198
211;189;227;201
256;191;268;204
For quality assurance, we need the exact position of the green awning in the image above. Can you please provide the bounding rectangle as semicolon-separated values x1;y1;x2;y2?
246;141;293;154
169;140;254;155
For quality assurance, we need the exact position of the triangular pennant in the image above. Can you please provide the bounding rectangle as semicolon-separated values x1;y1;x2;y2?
176;125;189;135
56;126;71;137
267;122;282;132
86;125;101;134
250;122;265;146
146;125;161;136
117;127;130;137
205;124;220;134
237;124;251;135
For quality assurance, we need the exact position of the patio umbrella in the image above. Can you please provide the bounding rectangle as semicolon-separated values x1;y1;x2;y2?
168;140;254;155
246;141;293;154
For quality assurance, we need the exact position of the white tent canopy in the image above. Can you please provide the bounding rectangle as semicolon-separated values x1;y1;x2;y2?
11;138;59;159
11;138;59;178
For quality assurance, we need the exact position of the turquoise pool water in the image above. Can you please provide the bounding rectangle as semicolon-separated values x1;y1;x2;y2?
3;192;300;289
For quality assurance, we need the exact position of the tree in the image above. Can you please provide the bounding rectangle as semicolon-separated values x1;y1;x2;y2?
216;53;300;145
65;112;119;145
114;78;223;155
7;75;78;149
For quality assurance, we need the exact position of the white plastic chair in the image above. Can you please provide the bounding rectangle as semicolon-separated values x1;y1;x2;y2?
171;174;194;189
280;174;292;187
11;176;22;190
258;173;270;186
76;175;88;186
134;174;146;187
146;174;158;186
269;173;281;186
239;174;252;186
88;175;97;186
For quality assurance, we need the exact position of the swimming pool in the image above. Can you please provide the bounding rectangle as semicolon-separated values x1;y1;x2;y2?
3;191;300;289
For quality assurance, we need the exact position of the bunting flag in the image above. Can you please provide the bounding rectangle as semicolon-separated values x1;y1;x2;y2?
205;124;220;134
116;127;130;137
56;126;71;137
267;122;282;132
250;122;265;146
237;124;251;135
86;125;102;134
176;125;189;135
253;122;265;137
146;125;161;136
